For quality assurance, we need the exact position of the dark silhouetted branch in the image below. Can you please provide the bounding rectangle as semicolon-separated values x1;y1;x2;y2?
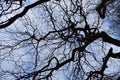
0;0;50;29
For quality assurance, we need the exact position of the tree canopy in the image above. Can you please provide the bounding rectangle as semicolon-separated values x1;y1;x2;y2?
0;0;120;80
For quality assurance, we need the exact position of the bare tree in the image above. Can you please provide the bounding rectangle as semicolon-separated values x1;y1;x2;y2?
0;0;120;80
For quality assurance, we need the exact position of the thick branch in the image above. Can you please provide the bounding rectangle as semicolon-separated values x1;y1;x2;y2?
16;31;120;79
96;0;115;19
85;31;120;47
101;32;120;46
0;0;50;29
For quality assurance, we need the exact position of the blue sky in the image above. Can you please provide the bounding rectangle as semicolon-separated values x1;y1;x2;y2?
0;0;120;80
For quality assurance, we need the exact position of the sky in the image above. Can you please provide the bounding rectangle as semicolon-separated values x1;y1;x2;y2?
0;0;120;80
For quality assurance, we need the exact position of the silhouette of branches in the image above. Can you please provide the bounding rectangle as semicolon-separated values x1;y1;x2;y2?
0;0;120;80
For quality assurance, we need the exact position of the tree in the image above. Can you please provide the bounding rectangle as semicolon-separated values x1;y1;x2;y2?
0;0;120;80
